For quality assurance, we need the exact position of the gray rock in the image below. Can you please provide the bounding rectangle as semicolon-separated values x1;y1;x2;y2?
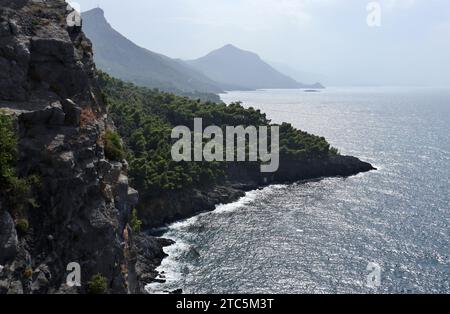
0;210;18;265
20;107;52;125
56;151;75;171
19;103;66;126
127;188;139;207
103;162;122;184
7;281;23;294
97;159;113;176
62;99;81;126
46;134;66;153
115;174;129;196
1;0;29;10
31;265;51;294
0;0;141;294
0;21;10;36
79;147;95;161
48;102;66;126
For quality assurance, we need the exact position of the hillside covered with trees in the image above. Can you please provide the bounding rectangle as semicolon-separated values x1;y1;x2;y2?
98;72;337;202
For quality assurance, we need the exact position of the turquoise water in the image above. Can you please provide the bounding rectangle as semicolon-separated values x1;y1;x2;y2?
148;87;450;294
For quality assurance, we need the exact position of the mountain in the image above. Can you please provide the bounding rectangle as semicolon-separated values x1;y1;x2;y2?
81;8;223;101
268;61;327;88
187;44;324;90
81;9;322;95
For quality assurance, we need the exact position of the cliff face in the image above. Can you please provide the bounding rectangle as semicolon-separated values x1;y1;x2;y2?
140;156;375;228
0;0;155;294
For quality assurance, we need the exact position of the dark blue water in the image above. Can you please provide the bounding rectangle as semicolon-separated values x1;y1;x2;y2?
147;87;450;294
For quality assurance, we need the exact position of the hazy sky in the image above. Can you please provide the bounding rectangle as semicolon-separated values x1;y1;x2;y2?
72;0;450;86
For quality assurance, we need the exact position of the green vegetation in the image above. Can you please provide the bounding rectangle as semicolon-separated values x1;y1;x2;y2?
97;71;338;200
0;114;17;189
104;129;126;161
16;218;30;235
130;208;142;234
87;274;108;294
98;72;227;198
1;113;40;227
278;123;334;160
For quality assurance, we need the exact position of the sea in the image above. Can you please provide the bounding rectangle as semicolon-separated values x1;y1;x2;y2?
147;87;450;294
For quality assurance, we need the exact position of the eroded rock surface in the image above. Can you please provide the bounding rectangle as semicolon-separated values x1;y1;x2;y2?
0;0;147;294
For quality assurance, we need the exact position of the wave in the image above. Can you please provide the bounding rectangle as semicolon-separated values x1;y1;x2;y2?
145;184;287;294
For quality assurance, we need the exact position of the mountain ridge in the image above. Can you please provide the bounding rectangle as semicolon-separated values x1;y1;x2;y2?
187;44;324;90
81;8;223;101
82;9;323;94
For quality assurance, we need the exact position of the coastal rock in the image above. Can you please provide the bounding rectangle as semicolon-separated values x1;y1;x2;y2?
139;185;246;228
138;154;374;228
127;234;174;294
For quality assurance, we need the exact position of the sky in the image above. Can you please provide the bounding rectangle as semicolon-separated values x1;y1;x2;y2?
71;0;450;86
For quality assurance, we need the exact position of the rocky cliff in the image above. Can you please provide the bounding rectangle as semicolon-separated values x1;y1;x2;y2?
140;156;375;228
0;0;163;294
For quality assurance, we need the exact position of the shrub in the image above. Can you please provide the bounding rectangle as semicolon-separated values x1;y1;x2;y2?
87;274;108;294
97;71;336;199
104;130;126;162
16;218;29;235
130;208;142;234
1;114;40;215
329;147;339;156
28;198;40;209
0;114;17;189
80;107;96;128
23;267;33;279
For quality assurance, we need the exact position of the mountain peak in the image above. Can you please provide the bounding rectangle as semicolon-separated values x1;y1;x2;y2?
206;44;258;61
82;7;105;18
189;44;324;90
221;44;239;50
81;8;224;98
216;44;250;54
189;45;305;90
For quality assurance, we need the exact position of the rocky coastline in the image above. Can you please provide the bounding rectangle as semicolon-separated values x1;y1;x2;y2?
0;0;375;294
140;156;375;229
140;156;375;293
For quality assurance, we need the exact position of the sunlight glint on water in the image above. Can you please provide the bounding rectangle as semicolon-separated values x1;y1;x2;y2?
147;87;450;294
